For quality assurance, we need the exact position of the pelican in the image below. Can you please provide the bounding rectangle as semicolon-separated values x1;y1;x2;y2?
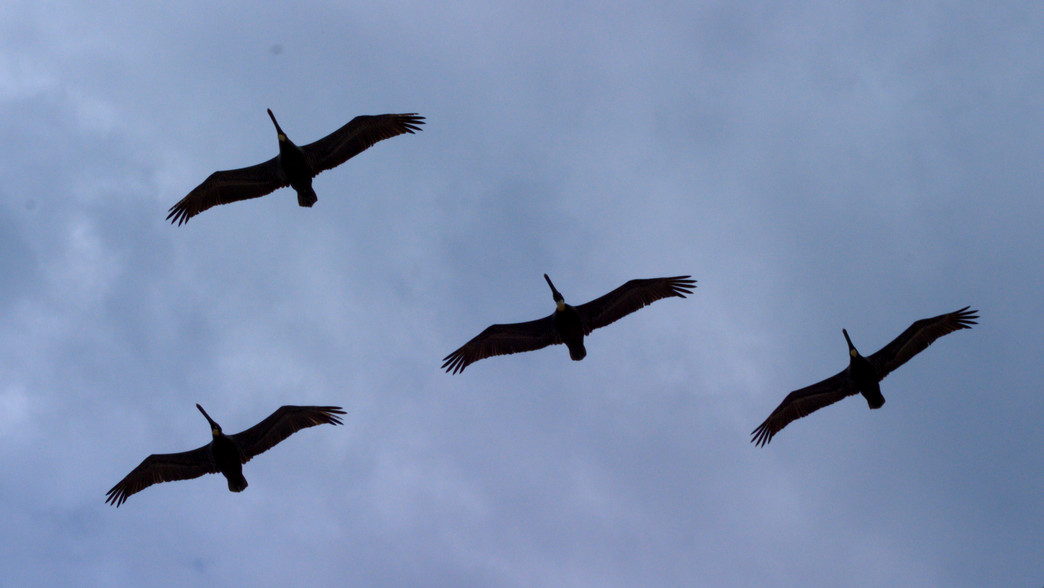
751;307;978;446
106;404;345;506
167;109;424;225
442;274;696;374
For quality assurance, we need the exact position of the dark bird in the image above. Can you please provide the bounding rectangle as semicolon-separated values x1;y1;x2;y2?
166;109;424;225
751;307;978;446
105;404;345;506
442;274;696;374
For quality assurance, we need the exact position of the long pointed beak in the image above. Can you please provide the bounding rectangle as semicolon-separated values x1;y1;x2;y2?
196;403;219;429
267;108;284;135
842;328;856;352
543;274;560;297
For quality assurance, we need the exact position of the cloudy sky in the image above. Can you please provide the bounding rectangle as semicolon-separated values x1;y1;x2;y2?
2;1;1042;586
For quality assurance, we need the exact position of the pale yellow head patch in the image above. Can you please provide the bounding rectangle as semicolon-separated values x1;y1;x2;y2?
849;348;857;357
556;300;565;312
278;133;287;141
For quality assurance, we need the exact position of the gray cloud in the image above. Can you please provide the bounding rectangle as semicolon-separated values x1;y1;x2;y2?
1;1;1042;586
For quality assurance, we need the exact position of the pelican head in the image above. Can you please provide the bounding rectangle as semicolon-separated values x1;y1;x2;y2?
842;328;860;358
267;108;288;142
196;403;222;437
544;274;565;311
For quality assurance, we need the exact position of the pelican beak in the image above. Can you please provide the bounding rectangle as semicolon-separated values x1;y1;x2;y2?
267;109;287;141
842;329;858;357
196;404;220;431
543;274;564;306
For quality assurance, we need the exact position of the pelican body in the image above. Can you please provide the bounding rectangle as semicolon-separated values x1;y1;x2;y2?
268;109;318;208
106;404;345;506
197;404;248;492
442;274;696;374
751;307;978;446
167;109;424;225
843;328;885;409
546;275;588;360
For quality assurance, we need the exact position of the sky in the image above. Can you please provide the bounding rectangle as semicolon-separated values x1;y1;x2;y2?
1;1;1042;586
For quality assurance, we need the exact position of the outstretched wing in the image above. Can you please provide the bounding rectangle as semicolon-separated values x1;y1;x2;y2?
575;276;696;334
302;114;424;175
868;307;978;379
751;370;856;447
167;157;286;225
442;315;559;374
751;307;978;447
105;445;216;507
230;406;346;462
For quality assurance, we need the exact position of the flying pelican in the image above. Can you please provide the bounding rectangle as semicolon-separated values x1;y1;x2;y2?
442;274;696;374
106;404;345;506
167;109;424;225
751;307;978;446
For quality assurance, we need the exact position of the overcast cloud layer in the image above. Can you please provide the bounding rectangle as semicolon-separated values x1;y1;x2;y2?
1;2;1042;586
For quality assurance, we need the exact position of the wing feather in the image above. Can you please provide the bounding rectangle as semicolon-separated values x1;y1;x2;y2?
750;370;856;447
575;276;696;334
230;406;346;462
167;157;285;225
867;307;978;379
442;316;559;374
105;445;215;507
302;114;424;174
